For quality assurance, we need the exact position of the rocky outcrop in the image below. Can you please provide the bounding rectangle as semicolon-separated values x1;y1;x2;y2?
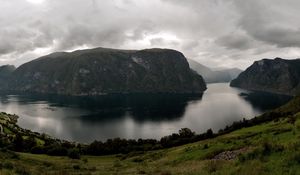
213;147;249;160
230;58;300;96
7;47;206;95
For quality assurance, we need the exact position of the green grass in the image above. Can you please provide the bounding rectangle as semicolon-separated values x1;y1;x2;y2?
3;127;12;134
1;115;300;175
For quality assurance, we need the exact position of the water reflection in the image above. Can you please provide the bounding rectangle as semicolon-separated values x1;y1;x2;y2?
0;83;291;143
0;93;203;122
239;91;292;111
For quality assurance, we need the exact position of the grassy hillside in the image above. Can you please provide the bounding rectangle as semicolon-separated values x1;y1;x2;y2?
1;96;300;174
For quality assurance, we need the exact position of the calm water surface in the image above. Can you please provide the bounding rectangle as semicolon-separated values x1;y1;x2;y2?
0;83;291;143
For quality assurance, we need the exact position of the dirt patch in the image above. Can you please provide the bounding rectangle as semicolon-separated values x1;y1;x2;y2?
212;147;249;160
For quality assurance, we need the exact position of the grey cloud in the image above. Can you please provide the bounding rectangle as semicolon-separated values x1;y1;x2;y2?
233;0;300;48
250;27;300;48
1;0;300;69
150;37;180;47
215;31;256;50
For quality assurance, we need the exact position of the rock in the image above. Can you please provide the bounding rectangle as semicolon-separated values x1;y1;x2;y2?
5;47;206;95
230;58;300;96
213;147;249;160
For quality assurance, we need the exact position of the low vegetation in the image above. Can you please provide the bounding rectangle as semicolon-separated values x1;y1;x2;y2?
0;113;217;157
0;96;300;174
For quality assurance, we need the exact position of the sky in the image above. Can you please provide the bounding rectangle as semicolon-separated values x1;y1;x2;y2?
1;0;300;69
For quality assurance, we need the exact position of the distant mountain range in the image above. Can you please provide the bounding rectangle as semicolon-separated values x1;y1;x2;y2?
187;59;242;83
231;58;300;96
0;47;207;95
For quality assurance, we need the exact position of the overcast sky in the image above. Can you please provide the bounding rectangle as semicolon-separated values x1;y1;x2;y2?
1;0;300;69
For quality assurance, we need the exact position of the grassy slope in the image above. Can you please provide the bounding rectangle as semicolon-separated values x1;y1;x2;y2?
1;97;300;174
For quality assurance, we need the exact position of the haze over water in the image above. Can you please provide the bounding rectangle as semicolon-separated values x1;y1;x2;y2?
0;83;291;143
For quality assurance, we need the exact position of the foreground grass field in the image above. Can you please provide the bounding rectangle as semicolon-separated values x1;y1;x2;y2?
1;112;300;175
1;96;300;175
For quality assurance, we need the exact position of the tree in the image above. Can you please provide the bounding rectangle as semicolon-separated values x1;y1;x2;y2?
179;128;195;138
13;133;24;152
205;129;213;138
23;136;37;151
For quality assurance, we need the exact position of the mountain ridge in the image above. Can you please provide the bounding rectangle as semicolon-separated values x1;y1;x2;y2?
230;57;300;96
1;47;207;95
187;59;242;83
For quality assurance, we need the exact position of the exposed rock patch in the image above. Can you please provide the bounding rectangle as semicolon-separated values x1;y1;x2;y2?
212;147;249;160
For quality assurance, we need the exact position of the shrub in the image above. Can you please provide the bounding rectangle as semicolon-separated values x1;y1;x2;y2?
31;146;45;154
261;140;284;155
3;161;13;170
132;157;144;163
7;150;20;159
12;134;24;152
113;161;122;168
205;160;222;173
285;151;300;166
46;145;68;156
239;148;263;161
15;165;31;175
68;148;81;159
73;165;80;170
262;141;272;155
159;171;172;175
82;158;88;163
23;136;37;152
138;170;147;174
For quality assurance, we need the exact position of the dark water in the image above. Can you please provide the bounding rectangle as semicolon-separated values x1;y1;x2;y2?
0;83;292;143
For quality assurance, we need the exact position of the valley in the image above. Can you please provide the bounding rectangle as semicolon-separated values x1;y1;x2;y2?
2;1;300;174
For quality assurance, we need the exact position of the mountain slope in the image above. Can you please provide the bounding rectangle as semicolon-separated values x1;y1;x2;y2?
188;59;242;83
7;48;206;95
0;65;15;90
230;58;300;96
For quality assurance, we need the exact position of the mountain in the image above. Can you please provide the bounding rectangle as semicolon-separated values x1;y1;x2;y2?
0;65;15;79
0;65;15;89
187;59;242;83
7;47;206;95
230;58;300;96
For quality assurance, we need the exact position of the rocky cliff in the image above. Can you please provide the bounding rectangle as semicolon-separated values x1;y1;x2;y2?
7;47;206;95
0;65;15;90
230;58;300;96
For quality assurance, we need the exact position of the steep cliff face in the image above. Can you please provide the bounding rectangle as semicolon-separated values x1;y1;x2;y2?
8;47;206;95
0;65;16;90
230;58;300;96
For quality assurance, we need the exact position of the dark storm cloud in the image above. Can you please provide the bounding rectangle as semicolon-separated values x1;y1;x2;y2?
1;0;300;68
